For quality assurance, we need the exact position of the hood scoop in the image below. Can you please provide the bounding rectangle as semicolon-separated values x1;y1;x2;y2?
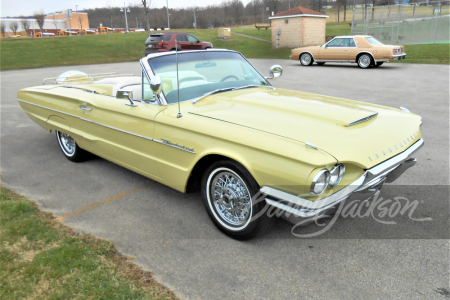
345;113;378;127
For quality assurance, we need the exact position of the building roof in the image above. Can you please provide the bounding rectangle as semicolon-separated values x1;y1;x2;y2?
269;6;328;19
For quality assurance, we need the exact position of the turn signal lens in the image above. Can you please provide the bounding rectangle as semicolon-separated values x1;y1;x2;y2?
328;164;345;188
310;169;330;195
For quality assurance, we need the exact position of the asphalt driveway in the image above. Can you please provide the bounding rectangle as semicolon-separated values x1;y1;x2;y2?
1;60;449;299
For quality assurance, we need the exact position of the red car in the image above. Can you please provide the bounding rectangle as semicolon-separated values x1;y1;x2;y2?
144;32;213;55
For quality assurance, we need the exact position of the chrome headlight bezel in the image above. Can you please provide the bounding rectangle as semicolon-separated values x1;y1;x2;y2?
310;169;330;195
328;164;346;188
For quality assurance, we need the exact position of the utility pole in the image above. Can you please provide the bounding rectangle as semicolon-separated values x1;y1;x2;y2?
166;0;170;29
136;17;138;28
194;10;197;29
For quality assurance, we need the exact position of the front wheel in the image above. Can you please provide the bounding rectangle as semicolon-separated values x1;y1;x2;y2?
201;160;273;240
357;54;373;69
300;53;313;66
56;131;86;162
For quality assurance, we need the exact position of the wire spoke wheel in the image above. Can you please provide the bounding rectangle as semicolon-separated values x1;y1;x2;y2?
202;161;274;239
209;169;252;228
57;131;76;156
56;130;86;162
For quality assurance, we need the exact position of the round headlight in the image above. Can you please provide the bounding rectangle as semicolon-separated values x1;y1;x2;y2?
328;164;345;188
310;169;330;195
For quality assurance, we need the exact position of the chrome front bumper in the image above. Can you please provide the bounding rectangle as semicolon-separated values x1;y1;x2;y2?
261;138;423;222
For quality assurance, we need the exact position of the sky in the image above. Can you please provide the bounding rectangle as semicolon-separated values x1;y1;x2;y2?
1;0;251;17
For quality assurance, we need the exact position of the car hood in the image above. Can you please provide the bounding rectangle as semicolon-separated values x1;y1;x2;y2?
190;87;422;169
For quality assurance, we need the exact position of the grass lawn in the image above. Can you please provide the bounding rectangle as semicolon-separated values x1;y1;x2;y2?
326;22;352;36
0;30;290;70
0;186;176;300
231;27;272;41
0;26;448;70
397;43;449;64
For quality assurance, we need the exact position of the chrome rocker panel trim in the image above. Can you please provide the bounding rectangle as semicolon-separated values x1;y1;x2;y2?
261;138;424;218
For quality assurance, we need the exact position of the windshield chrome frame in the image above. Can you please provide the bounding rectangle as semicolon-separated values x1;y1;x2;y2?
140;49;272;106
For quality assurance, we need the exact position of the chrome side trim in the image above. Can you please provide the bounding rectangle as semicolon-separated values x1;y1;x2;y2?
18;99;154;142
18;99;196;154
153;138;195;154
314;60;355;63
346;113;378;127
261;138;424;218
305;142;319;150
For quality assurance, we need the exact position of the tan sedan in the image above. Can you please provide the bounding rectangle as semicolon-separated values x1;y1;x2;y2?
291;35;406;69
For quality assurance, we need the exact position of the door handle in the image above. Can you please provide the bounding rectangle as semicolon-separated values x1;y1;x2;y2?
79;105;92;112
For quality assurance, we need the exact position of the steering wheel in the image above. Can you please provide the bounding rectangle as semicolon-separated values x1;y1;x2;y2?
220;75;239;82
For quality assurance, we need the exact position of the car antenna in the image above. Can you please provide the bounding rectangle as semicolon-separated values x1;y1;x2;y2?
175;36;182;118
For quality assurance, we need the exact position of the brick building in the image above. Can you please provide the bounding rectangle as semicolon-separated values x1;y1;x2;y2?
269;6;328;49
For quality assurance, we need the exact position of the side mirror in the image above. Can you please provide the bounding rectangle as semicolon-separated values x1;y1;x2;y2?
268;64;283;80
150;75;162;95
117;88;137;107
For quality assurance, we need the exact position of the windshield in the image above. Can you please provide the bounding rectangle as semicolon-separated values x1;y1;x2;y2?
147;51;270;104
365;37;383;46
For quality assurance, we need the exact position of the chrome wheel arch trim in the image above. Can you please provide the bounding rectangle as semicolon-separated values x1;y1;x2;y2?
299;51;315;62
206;167;253;231
356;51;376;63
17;99;195;154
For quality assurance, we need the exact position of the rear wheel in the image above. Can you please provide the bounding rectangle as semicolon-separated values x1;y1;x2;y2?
201;160;273;240
300;53;313;66
357;54;373;69
56;131;86;162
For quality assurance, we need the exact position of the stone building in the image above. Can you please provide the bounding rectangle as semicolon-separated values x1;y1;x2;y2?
269;6;328;49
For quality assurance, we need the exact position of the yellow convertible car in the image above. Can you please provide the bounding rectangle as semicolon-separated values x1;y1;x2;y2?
18;49;423;239
291;35;406;69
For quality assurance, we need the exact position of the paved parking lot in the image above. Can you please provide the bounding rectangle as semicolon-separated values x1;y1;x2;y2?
1;60;449;299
